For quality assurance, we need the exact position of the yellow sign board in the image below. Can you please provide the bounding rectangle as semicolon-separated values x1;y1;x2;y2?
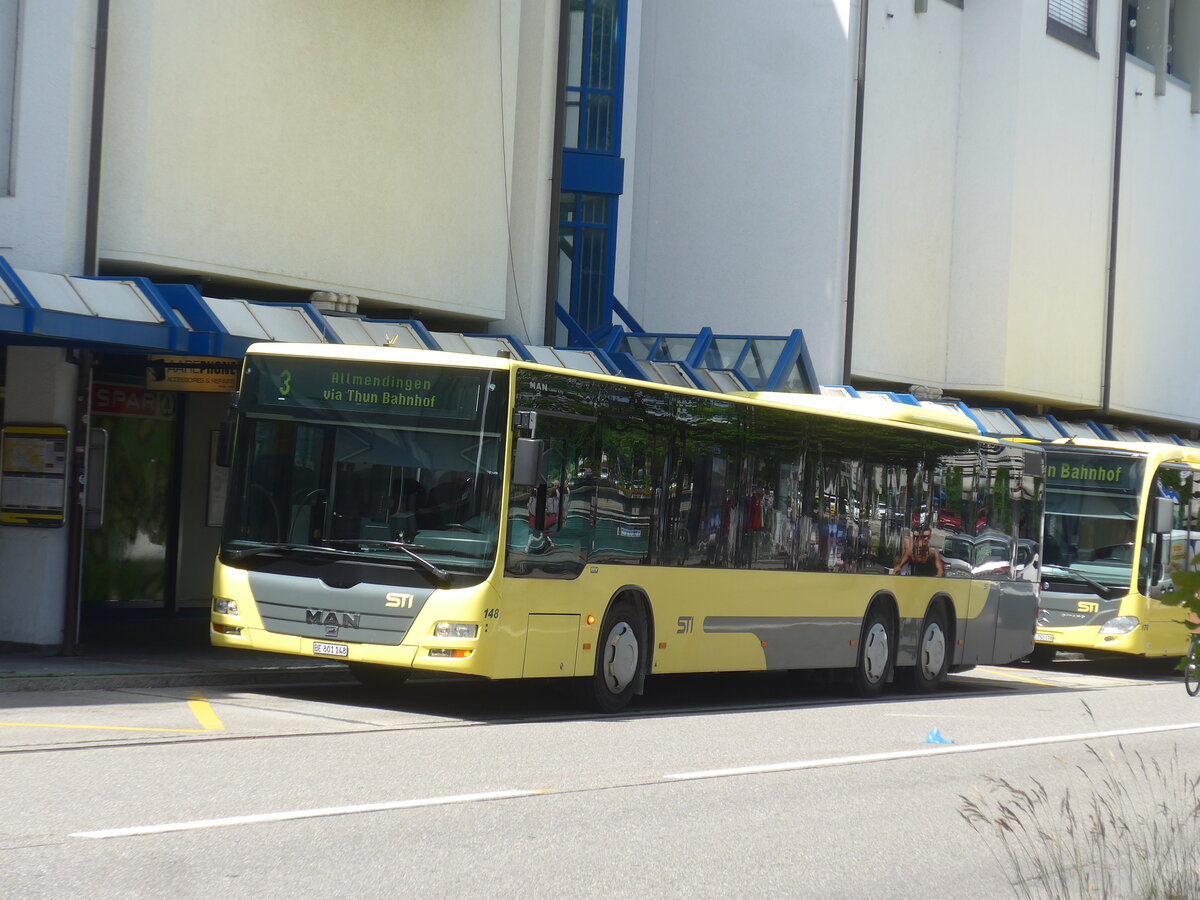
146;357;240;392
1;425;69;527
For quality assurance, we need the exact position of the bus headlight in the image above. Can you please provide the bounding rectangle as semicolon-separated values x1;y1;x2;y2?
1098;616;1138;635
213;597;239;617
434;622;478;639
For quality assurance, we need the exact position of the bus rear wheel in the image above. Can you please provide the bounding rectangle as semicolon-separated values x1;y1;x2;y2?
854;606;894;699
909;606;949;693
348;662;411;691
580;599;646;713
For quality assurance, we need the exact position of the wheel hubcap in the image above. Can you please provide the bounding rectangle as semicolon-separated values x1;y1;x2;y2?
919;623;946;679
862;622;889;684
603;621;639;694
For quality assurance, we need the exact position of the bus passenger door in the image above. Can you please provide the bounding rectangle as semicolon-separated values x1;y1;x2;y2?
1143;466;1196;646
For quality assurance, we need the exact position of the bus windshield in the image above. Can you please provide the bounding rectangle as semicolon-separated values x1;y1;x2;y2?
221;356;508;577
1043;452;1144;589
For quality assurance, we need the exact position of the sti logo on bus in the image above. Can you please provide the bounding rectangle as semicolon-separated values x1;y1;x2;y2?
306;609;361;629
1077;601;1100;614
385;592;415;609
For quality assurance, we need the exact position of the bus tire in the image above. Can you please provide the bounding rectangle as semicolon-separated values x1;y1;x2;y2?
348;662;411;691
581;599;646;713
854;605;894;699
909;605;949;693
1027;644;1056;667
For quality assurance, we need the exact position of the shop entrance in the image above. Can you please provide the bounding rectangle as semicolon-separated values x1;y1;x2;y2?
81;379;178;632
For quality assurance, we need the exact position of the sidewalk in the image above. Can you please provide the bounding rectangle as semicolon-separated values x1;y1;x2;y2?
0;628;355;693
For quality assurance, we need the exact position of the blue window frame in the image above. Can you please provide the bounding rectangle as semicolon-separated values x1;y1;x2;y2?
563;0;624;154
555;191;616;340
554;0;627;345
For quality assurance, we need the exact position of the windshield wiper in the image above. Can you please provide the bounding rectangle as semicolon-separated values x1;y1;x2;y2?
223;542;354;561
1076;574;1128;601
1041;567;1128;601
225;539;452;585
322;539;451;584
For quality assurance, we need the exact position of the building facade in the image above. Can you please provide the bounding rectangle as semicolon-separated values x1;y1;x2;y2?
1;0;1197;650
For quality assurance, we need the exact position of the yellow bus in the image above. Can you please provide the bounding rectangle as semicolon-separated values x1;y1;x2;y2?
1034;438;1200;662
211;343;1043;711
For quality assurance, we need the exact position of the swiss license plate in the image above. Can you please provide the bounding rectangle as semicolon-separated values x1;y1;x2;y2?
1034;632;1055;643
312;641;349;658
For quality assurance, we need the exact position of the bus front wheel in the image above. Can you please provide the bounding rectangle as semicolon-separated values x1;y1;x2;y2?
854;606;894;699
581;599;646;713
1027;644;1056;667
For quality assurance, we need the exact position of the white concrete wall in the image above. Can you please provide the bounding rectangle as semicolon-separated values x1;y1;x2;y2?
0;348;79;649
492;0;560;345
852;1;964;388
854;0;1123;407
624;0;858;382
1110;57;1200;426
997;2;1119;407
101;0;557;333
0;1;96;273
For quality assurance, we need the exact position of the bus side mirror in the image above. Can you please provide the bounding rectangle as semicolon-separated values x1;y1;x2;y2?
513;438;546;486
1152;496;1174;534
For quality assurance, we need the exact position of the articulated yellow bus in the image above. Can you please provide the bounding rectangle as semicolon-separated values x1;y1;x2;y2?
211;343;1043;711
1034;439;1200;662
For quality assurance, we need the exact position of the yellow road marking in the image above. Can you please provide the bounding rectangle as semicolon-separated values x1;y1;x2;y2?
187;693;225;731
974;666;1056;686
0;693;225;734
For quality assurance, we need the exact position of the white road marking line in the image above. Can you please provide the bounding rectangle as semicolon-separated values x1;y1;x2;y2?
666;721;1200;781
70;790;538;839
72;721;1200;839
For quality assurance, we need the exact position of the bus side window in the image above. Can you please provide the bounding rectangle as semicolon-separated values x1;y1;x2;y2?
505;418;595;578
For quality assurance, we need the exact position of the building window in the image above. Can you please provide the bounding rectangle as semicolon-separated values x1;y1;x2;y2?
1047;0;1098;56
563;0;622;154
553;0;627;345
554;191;616;340
1126;1;1183;81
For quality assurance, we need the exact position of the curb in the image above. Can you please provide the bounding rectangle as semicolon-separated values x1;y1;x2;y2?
0;667;357;693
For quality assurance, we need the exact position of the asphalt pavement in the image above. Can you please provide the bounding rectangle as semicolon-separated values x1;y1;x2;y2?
0;623;355;693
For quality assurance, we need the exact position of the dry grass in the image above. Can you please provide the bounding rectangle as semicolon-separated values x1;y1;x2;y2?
960;734;1200;899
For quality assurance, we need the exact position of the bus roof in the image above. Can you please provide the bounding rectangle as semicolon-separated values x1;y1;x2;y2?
245;343;987;438
244;341;512;370
1049;437;1200;466
733;391;981;435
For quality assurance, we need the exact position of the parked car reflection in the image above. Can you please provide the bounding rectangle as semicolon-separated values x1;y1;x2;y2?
938;532;1038;581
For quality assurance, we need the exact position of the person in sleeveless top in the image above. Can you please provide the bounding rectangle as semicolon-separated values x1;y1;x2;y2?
891;522;945;576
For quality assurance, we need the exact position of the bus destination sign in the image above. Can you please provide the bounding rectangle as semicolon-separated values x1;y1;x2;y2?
1045;452;1140;491
319;369;439;408
245;357;492;421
